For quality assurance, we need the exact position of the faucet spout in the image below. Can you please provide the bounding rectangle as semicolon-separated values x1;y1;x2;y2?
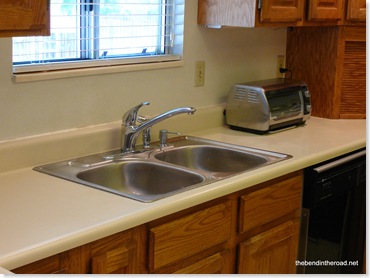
121;105;196;153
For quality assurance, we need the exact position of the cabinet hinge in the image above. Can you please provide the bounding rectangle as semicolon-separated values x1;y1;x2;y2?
258;0;262;9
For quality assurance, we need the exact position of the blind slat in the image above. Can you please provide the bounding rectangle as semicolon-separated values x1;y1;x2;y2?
13;0;184;73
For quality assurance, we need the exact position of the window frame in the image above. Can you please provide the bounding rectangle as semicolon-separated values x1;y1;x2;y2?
12;0;184;79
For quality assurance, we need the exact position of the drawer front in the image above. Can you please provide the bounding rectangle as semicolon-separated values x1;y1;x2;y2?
149;201;232;271
173;251;230;274
239;171;302;234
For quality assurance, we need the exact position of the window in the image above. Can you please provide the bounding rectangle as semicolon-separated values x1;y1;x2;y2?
12;0;184;74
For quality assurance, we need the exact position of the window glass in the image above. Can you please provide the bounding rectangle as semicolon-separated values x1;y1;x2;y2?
13;0;184;73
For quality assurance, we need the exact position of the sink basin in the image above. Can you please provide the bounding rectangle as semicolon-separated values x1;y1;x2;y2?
154;145;269;178
34;135;291;202
76;161;205;202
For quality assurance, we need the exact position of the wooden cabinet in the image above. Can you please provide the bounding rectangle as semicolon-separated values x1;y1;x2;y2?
11;171;303;274
257;0;304;24
239;171;302;235
90;227;146;274
198;0;365;27
0;0;50;37
198;0;257;27
148;200;235;273
308;0;344;22
238;220;300;274
346;0;366;22
258;0;346;26
172;251;231;274
237;170;302;274
12;226;146;274
286;26;366;119
11;245;89;274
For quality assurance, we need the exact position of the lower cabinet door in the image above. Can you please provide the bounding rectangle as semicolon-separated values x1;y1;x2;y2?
91;243;137;274
238;220;299;274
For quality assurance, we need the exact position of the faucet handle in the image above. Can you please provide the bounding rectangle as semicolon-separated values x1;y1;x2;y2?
122;102;150;126
138;116;151;149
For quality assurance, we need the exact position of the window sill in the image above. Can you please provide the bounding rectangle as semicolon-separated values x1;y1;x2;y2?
12;60;184;83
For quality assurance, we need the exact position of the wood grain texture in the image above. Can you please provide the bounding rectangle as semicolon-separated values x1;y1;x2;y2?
286;26;341;118
308;0;344;21
238;219;300;274
0;0;50;37
90;226;146;274
260;0;304;22
149;200;232;271
239;171;302;234
286;26;365;119
346;0;366;21
92;243;136;274
198;0;256;27
339;40;366;118
173;251;230;274
13;227;145;274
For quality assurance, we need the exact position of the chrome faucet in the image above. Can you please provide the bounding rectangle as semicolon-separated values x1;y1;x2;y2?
121;102;196;153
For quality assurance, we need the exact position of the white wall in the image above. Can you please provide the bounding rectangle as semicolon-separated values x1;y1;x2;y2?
0;1;286;141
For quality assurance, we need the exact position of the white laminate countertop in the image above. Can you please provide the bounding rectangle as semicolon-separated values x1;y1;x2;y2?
0;106;366;271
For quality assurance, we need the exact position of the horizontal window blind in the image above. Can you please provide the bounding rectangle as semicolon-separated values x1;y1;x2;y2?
13;0;184;74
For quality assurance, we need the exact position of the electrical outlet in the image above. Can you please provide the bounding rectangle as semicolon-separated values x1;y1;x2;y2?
276;55;285;78
195;61;205;87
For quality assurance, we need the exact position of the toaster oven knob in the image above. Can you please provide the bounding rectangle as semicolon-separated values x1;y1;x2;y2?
306;105;312;112
304;90;311;98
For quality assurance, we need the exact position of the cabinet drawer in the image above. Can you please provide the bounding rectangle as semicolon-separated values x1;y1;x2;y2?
173;250;230;274
149;200;232;271
239;171;302;234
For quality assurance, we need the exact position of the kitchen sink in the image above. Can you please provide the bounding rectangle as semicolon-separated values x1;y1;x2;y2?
76;161;205;202
154;145;269;179
34;136;291;202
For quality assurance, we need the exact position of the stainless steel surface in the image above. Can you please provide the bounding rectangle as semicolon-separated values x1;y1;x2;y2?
77;161;205;202
121;102;196;153
313;149;366;173
137;115;151;149
159;129;180;148
225;78;311;133
154;145;269;178
34;136;291;202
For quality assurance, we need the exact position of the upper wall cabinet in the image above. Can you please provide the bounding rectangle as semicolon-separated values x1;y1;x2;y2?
198;0;365;27
258;0;304;24
346;0;366;22
0;0;50;37
198;0;257;28
307;0;344;22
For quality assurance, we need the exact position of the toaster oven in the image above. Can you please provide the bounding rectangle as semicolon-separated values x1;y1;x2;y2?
225;78;311;134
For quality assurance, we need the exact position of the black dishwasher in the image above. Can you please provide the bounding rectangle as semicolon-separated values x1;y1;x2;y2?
300;148;366;274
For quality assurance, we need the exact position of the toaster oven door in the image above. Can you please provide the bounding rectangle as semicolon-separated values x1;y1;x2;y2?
266;89;304;123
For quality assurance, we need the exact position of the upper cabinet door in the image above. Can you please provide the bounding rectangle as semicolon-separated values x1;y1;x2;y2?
259;0;304;23
0;0;50;37
308;0;344;21
198;0;256;27
346;0;366;21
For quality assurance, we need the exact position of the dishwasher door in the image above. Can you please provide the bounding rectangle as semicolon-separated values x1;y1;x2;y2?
301;149;366;274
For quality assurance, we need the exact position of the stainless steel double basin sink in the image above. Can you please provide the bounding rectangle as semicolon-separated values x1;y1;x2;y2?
34;136;291;202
